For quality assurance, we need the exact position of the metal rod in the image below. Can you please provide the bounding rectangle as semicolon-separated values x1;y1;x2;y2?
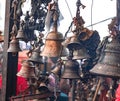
92;78;101;101
71;80;76;101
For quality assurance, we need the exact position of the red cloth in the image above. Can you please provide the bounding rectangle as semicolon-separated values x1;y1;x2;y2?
0;63;29;95
115;84;120;101
16;63;29;95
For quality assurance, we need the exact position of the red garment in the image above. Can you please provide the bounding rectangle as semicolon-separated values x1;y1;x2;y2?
16;63;29;95
0;63;29;95
115;84;120;101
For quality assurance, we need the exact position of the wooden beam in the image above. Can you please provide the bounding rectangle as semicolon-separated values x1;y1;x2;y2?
10;92;55;101
1;0;18;101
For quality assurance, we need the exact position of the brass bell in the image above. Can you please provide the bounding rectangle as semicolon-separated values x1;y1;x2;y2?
16;23;26;41
62;37;71;47
7;37;22;53
51;64;62;76
28;46;43;64
72;46;90;60
90;36;120;78
40;31;64;57
38;82;51;93
60;47;69;57
17;60;35;78
67;34;82;50
62;59;80;79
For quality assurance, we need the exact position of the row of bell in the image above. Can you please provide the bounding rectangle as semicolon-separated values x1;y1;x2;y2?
17;59;81;79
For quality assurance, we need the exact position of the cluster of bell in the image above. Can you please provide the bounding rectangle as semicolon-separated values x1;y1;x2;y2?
17;60;35;79
61;31;91;79
90;35;120;78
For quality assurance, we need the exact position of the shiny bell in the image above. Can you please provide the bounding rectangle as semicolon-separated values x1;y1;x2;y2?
28;46;43;64
72;46;90;60
17;60;35;78
90;36;120;78
7;37;22;53
40;31;64;57
62;59;80;79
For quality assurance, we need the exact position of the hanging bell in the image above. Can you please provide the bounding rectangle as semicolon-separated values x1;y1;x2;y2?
7;37;22;53
62;37;71;47
90;36;120;78
40;31;64;57
38;82;50;92
60;46;69;57
28;46;43;64
51;64;62;76
17;60;35;78
67;34;82;50
62;59;80;79
16;23;26;41
72;46;90;60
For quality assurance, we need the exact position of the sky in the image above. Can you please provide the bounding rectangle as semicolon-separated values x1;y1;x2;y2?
0;0;117;40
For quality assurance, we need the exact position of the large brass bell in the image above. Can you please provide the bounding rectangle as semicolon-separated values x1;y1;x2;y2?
28;46;43;64
62;59;80;79
7;37;22;53
90;36;120;78
72;46;90;60
40;30;64;57
17;60;35;78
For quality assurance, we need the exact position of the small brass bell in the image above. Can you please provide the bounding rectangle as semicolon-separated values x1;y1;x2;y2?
17;60;35;78
72;46;90;60
16;22;26;41
38;82;51;93
7;37;22;53
62;59;80;79
28;46;43;64
51;64;62;76
67;34;82;50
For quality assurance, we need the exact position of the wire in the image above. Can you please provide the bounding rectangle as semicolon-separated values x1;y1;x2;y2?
65;0;73;19
91;0;94;30
86;17;115;28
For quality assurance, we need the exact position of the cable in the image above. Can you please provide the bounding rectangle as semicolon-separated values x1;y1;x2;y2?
65;0;73;19
86;17;115;28
91;0;94;30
